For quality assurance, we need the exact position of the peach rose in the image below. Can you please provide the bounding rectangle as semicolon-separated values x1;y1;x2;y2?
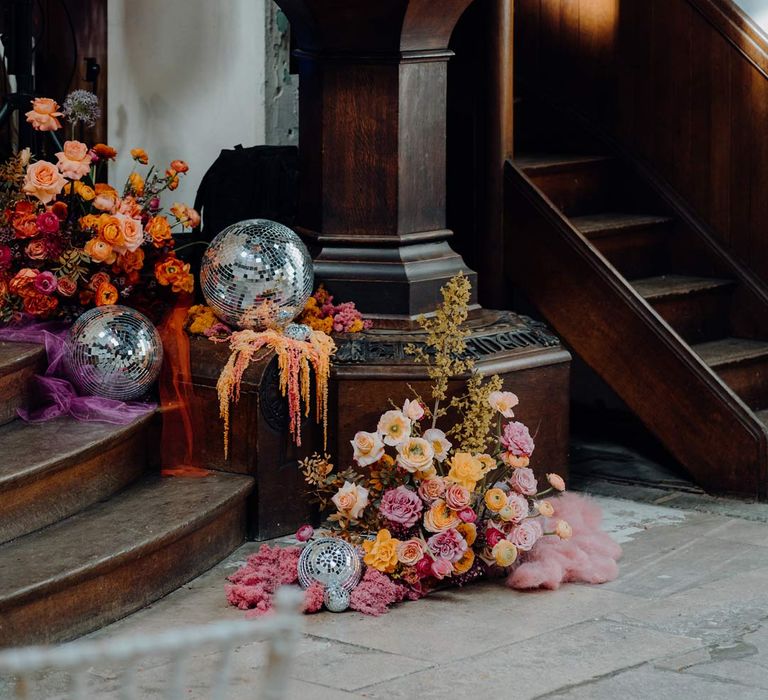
377;409;411;446
396;436;434;474
25;97;62;131
444;483;471;511
92;184;120;212
350;430;385;467
56;277;77;297
9;268;38;296
117;215;144;253
396;539;425;566
488;390;519;418
547;473;566;492
417;477;446;503
55;140;92;180
331;480;369;520
23;160;67;204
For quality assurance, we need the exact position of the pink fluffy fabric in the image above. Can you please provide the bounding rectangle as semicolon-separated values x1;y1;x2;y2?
507;493;622;591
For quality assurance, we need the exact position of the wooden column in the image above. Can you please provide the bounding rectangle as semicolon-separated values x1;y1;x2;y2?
275;0;477;320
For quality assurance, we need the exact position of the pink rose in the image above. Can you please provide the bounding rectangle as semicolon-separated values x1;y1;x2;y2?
295;524;314;542
34;271;57;295
23;160;67;204
36;211;60;235
509;467;538;496
458;507;477;523
503;492;529;523
379;485;423;529
55;140;92;180
444;483;471;511
427;528;468;563
418;477;446;503
430;557;453;580
486;527;504;548
500;421;535;457
0;245;11;269
508;519;542;552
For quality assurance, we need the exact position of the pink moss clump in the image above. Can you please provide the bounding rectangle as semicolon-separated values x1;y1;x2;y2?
302;582;325;613
349;568;408;616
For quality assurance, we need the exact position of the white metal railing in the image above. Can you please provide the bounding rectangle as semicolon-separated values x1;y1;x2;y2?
0;587;303;700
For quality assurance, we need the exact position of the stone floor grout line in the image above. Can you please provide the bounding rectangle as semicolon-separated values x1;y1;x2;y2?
532;660;651;699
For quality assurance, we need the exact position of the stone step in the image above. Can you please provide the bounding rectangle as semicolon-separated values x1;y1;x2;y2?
0;472;253;646
631;274;736;343
0;414;155;545
0;342;45;427
693;337;768;410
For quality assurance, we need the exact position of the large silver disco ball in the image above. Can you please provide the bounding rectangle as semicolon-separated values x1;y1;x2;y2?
64;305;163;401
298;537;363;592
200;219;314;330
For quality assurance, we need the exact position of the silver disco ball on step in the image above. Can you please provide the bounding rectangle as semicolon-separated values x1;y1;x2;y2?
200;219;314;331
64;305;163;401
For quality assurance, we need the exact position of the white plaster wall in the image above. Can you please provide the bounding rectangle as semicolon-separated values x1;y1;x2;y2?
107;0;267;207
735;0;768;32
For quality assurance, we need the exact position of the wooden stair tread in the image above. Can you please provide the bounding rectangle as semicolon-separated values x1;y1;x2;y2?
0;473;253;609
756;409;768;428
692;337;768;367
514;153;612;175
571;212;673;237
631;274;735;300
0;341;44;379
0;414;152;490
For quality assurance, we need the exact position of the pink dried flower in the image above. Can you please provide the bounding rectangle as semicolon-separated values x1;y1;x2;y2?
427;528;468;563
302;582;325;613
379;485;423;528
349;567;408;616
500;421;535;457
509;467;538;496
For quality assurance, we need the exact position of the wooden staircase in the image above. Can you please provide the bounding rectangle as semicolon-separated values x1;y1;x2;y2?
506;99;768;497
0;342;253;646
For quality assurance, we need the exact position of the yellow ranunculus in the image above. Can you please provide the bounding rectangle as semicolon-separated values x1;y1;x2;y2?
477;453;496;474
457;522;477;546
454;548;475;575
362;529;400;573
492;540;518;567
423;499;461;532
446;452;484;490
484;488;507;513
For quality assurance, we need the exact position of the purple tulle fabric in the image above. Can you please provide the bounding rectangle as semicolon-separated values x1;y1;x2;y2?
0;317;156;424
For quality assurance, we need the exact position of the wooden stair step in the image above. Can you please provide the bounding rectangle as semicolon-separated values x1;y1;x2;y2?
693;337;768;409
756;409;768;428
0;414;154;545
632;275;735;343
573;213;674;278
515;153;613;175
0;342;45;428
0;472;253;646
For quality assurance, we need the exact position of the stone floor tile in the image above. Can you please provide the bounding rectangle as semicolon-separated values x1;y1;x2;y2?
357;619;702;699
303;581;638;663
685;658;768;690
543;664;767;699
711;518;768;547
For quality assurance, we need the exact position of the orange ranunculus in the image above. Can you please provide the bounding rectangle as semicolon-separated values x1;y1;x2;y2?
155;255;193;293
23;291;59;316
84;237;116;264
79;214;100;230
25;97;62;132
99;215;125;248
79;289;94;305
95;281;118;306
23;160;67;204
170;159;189;173
147;216;172;247
130;148;149;164
114;247;145;273
167;175;179;191
127;172;144;196
65;180;96;201
88;272;111;292
9;268;38;296
51;201;68;220
170;202;200;228
92;183;119;212
92;143;117;160
117;196;142;219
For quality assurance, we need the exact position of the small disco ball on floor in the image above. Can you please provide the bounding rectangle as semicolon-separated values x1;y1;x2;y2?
200;219;314;331
65;305;163;401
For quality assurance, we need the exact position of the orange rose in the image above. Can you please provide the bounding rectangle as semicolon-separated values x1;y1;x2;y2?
99;215;125;248
25;240;48;260
9;268;38;296
25;97;62;131
55;140;92;180
92;143;117;160
88;272;111;291
12;213;37;239
92;183;119;212
147;216;172;247
130;148;149;164
170;159;189;173
57;277;77;297
23;292;58;317
84;237;116;264
23;160;67;204
114;247;145;274
95;282;118;306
